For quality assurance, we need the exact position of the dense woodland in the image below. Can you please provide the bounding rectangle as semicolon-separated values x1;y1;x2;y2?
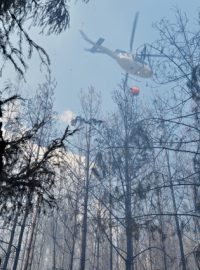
0;1;200;270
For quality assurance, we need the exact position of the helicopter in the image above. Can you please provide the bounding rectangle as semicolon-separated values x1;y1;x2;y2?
80;30;153;79
80;13;153;79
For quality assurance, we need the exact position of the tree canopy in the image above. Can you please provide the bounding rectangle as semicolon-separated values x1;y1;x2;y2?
0;0;89;75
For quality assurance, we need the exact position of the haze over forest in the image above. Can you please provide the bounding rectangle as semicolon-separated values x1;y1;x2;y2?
0;1;200;270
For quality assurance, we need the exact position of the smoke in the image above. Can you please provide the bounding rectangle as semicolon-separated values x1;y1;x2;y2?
59;110;75;124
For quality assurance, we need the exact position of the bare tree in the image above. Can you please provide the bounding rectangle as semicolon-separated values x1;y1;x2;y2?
0;0;90;75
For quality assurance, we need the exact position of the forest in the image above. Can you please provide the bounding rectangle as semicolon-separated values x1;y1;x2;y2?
0;1;200;270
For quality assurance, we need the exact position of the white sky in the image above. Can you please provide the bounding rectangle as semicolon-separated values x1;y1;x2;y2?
2;0;200;119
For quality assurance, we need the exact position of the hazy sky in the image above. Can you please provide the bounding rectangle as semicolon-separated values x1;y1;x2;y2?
4;0;200;123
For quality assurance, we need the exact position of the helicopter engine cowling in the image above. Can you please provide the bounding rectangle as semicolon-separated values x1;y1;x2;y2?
115;52;153;78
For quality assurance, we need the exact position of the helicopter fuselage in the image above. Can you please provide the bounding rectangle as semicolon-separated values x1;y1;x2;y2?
114;51;153;78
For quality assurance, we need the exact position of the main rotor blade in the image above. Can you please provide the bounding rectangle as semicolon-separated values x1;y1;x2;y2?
136;53;175;58
130;12;139;52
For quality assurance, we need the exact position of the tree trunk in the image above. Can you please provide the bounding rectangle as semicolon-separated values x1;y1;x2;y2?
27;210;40;270
79;128;91;270
2;208;20;270
22;198;40;270
124;128;133;270
36;232;45;270
108;175;113;270
69;198;79;270
79;167;89;270
157;189;168;270
52;209;58;270
12;203;29;270
166;151;187;270
96;234;100;270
